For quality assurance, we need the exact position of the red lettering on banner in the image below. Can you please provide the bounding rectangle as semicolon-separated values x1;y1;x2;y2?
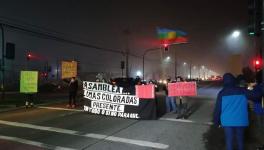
136;84;155;99
168;82;197;96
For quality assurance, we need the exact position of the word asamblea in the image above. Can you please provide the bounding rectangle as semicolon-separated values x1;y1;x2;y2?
83;81;123;94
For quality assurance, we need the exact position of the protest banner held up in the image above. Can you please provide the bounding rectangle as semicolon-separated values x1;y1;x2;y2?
168;82;197;96
61;61;77;79
136;84;155;99
83;81;140;119
20;71;38;93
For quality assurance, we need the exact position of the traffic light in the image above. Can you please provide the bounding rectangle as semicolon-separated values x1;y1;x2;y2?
5;43;15;60
254;57;262;70
121;61;125;69
26;53;32;60
248;0;262;36
41;72;48;79
163;44;169;51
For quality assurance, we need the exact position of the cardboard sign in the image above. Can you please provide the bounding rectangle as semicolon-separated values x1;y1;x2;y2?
61;61;77;79
136;84;155;99
168;82;197;96
20;71;38;93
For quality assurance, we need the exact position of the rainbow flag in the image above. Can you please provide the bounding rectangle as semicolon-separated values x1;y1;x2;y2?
157;28;188;43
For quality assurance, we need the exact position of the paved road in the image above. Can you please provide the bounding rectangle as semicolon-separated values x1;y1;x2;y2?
0;82;262;150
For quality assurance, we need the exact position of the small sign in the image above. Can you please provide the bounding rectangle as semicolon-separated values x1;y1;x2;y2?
20;71;38;93
61;61;77;79
168;82;197;96
136;84;155;99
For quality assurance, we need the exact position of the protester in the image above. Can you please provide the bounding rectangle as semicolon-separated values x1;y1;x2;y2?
67;77;78;108
214;73;260;150
25;94;34;108
175;76;188;119
164;78;177;113
253;71;264;150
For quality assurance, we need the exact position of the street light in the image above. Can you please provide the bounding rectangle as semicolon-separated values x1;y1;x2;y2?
164;56;171;62
136;70;142;77
232;30;240;38
142;47;160;80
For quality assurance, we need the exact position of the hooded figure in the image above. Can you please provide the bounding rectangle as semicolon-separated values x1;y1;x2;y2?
213;73;260;150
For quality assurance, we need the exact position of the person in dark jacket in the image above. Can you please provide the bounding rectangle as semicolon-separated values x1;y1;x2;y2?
67;77;78;108
213;73;260;150
164;78;177;113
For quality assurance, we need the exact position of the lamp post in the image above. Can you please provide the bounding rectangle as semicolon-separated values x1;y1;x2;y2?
142;47;160;80
142;42;188;80
1;24;5;100
183;62;187;78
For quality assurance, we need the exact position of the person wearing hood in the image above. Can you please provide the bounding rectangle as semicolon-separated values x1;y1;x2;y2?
213;73;261;150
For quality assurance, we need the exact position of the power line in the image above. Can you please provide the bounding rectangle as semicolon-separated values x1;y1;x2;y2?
0;17;142;58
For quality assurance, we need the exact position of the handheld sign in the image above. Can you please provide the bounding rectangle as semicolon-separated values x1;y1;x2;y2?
61;61;77;79
20;71;38;93
168;82;197;96
136;84;155;99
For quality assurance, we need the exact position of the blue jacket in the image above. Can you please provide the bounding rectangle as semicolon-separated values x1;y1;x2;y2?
213;73;260;127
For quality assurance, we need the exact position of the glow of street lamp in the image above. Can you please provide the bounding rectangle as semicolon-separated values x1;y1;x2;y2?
164;56;171;62
183;62;187;65
136;70;142;76
232;30;240;38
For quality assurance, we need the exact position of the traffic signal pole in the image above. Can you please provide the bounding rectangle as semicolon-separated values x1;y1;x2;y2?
1;24;5;100
142;42;188;81
142;47;160;80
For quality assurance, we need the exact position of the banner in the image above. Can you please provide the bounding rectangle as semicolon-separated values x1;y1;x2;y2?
168;82;197;96
61;61;77;79
20;71;38;93
136;84;155;99
83;81;140;119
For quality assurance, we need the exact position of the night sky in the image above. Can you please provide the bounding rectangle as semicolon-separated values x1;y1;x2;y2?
0;0;253;77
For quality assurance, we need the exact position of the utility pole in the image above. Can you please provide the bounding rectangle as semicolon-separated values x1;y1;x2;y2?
189;62;192;80
124;28;130;78
1;24;5;100
174;50;178;79
56;58;59;80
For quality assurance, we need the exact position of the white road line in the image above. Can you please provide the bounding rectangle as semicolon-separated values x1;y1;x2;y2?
0;135;77;150
0;120;78;134
38;106;83;112
84;133;169;149
0;120;169;149
159;117;213;126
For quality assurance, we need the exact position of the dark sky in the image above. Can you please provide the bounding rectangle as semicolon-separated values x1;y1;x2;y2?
0;0;252;75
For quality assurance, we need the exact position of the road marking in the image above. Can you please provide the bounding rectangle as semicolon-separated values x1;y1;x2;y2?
38;106;84;112
159;117;213;126
0;120;169;149
84;133;169;149
0;135;77;150
0;120;78;134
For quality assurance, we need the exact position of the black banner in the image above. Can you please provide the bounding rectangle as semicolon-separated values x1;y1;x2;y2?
83;81;157;120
